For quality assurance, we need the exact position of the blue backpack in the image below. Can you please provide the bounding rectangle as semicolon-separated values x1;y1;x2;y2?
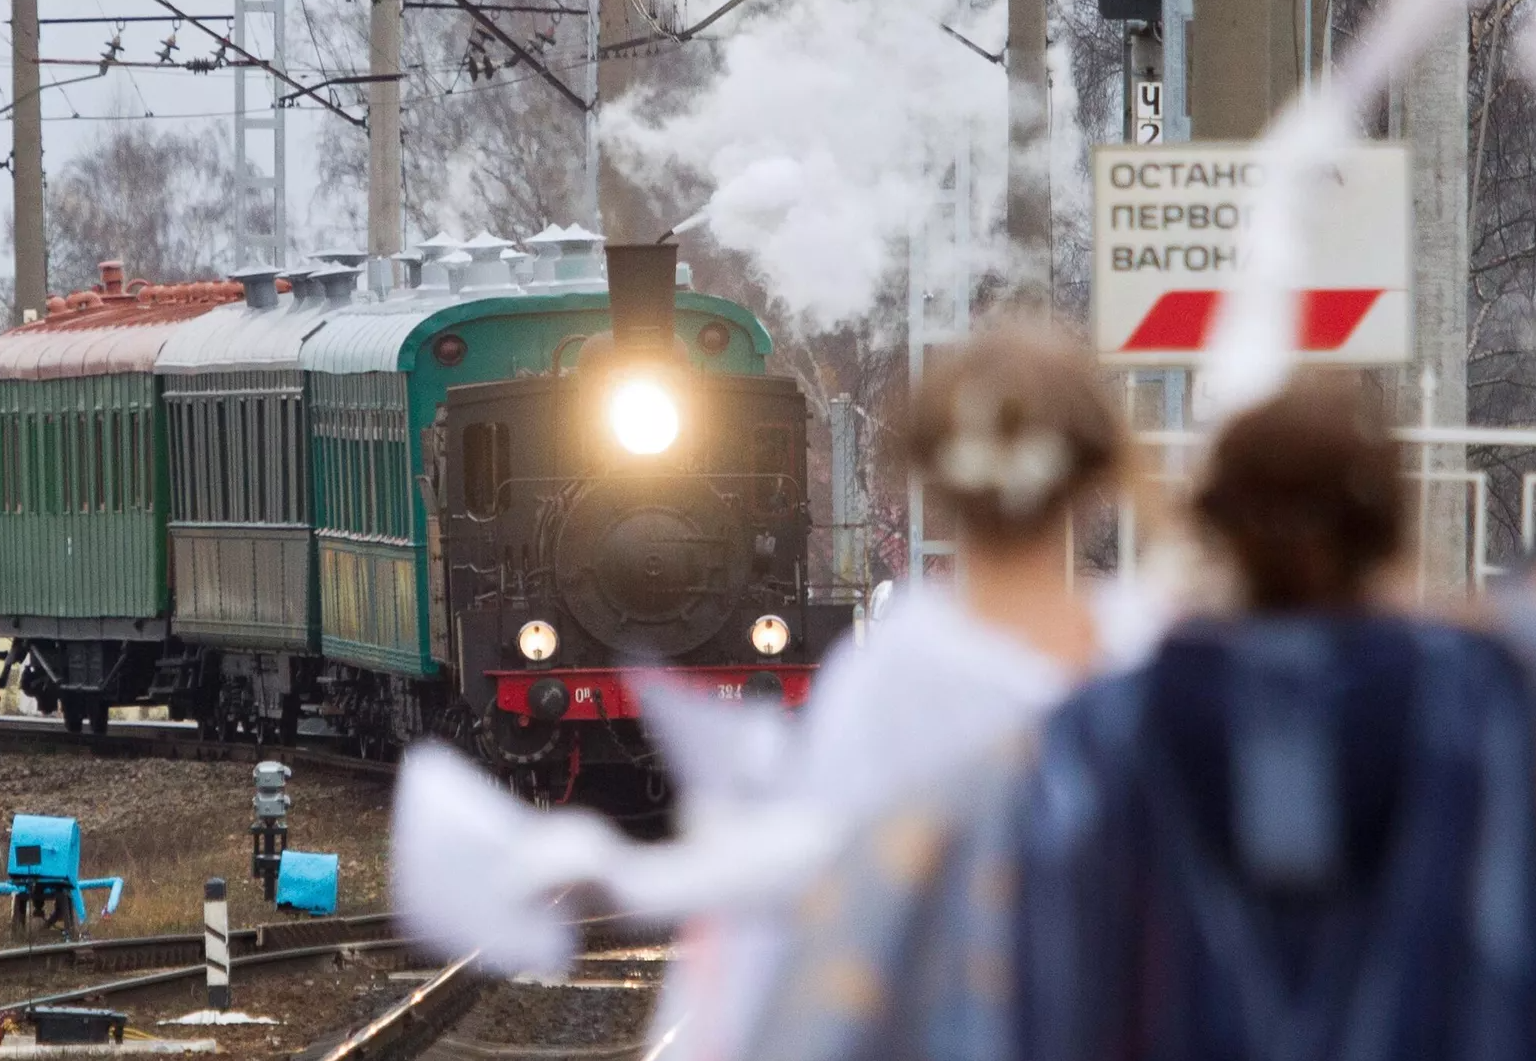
1020;617;1536;1061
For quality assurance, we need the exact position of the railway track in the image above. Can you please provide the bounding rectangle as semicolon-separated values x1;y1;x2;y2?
302;917;673;1061
0;938;422;1013
0;715;396;781
0;913;399;980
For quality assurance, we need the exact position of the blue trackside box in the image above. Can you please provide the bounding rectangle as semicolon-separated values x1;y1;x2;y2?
275;851;338;916
8;815;81;883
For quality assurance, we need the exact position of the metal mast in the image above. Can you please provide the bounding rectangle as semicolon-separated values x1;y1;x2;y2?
234;0;287;268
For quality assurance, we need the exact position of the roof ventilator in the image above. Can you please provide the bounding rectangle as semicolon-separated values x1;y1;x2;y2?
230;265;284;311
416;232;461;296
440;250;472;295
391;250;424;291
280;267;318;307
524;224;606;293
459;231;518;294
311;249;369;268
312;264;362;306
501;248;534;285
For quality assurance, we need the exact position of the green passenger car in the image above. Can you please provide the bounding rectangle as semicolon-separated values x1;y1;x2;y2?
0;269;230;732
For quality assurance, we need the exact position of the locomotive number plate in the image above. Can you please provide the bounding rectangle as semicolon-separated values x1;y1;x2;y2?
716;683;744;700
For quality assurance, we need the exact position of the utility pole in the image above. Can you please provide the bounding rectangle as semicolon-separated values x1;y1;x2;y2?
369;0;404;261
1007;0;1050;307
596;0;644;241
1404;15;1469;595
1190;1;1467;592
11;0;45;322
585;0;600;228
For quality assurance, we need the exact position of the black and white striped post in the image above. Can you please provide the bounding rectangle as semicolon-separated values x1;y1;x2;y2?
204;878;230;1011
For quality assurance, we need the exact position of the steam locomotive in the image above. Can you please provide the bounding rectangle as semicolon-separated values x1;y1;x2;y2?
0;233;853;801
437;246;850;796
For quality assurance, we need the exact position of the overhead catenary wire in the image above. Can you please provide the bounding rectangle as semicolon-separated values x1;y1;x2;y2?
450;0;589;110
148;0;367;127
97;0;177;115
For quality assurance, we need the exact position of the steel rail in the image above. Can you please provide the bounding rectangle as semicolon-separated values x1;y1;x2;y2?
314;950;483;1061
0;914;398;979
306;914;667;1061
0;938;419;1011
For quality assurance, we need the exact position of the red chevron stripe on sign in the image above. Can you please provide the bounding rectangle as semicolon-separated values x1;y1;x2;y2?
1120;289;1387;352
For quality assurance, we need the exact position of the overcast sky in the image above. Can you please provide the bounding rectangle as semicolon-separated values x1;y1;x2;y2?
0;0;353;279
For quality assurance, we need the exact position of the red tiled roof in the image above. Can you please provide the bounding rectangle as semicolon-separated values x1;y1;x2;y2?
0;280;242;381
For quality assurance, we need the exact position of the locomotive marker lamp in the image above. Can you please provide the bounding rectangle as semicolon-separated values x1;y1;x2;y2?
517;620;560;662
751;615;791;657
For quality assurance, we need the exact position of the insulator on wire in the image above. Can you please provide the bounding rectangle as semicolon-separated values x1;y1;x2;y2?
467;55;482;82
156;34;179;64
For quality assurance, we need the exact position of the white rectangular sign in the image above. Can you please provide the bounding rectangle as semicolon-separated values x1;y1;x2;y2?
1091;142;1412;367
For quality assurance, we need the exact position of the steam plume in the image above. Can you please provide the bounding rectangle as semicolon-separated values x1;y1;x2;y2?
602;0;1019;330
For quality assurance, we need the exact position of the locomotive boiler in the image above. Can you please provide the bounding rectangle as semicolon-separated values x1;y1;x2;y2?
434;246;851;800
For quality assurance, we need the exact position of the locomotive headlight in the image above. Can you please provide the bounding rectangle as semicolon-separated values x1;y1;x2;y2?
517;620;560;662
609;377;679;455
750;615;790;657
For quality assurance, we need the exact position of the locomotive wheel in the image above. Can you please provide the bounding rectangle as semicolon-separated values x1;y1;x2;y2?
88;700;109;736
34;691;57;716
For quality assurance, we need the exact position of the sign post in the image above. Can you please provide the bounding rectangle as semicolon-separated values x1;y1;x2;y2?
204;878;230;1011
1092;142;1412;367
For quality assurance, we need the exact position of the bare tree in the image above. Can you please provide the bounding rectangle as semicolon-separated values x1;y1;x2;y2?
302;2;591;243
42;122;241;293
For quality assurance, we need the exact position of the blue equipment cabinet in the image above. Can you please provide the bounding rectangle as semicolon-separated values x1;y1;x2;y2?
0;815;123;939
275;851;338;916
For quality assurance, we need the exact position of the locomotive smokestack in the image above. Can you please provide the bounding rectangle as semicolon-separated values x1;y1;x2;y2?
605;244;679;356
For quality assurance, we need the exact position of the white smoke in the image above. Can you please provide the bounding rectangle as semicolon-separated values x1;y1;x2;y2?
601;0;1019;331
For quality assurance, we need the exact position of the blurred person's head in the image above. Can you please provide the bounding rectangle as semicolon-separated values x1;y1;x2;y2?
1194;373;1406;612
904;321;1129;559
